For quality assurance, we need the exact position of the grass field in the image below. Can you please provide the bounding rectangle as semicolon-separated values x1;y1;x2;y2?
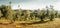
0;18;60;28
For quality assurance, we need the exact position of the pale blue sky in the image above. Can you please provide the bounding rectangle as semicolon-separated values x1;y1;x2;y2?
0;0;60;10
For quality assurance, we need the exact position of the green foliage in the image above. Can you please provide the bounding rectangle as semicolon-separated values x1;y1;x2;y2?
0;5;7;17
0;5;59;22
55;11;58;18
16;9;22;21
0;10;3;18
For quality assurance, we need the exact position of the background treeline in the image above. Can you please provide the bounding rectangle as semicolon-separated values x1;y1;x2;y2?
0;5;60;22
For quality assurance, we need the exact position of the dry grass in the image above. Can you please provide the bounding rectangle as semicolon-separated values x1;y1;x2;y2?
0;18;60;28
0;17;11;24
16;18;60;28
0;24;16;28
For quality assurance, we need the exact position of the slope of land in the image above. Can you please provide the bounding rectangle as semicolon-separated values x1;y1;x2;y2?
0;18;60;28
16;18;60;28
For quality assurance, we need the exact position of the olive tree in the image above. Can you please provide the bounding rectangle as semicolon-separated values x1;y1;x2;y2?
25;10;31;20
17;9;22;21
50;5;55;21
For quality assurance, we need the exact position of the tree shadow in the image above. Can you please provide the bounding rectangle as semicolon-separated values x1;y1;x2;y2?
20;20;51;25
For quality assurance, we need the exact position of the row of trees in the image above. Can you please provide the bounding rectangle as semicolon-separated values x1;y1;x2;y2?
0;5;59;22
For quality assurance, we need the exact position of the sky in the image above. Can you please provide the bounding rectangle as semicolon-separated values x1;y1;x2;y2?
0;0;60;10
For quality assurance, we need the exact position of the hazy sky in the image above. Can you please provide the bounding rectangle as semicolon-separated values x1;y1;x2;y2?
0;0;60;10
